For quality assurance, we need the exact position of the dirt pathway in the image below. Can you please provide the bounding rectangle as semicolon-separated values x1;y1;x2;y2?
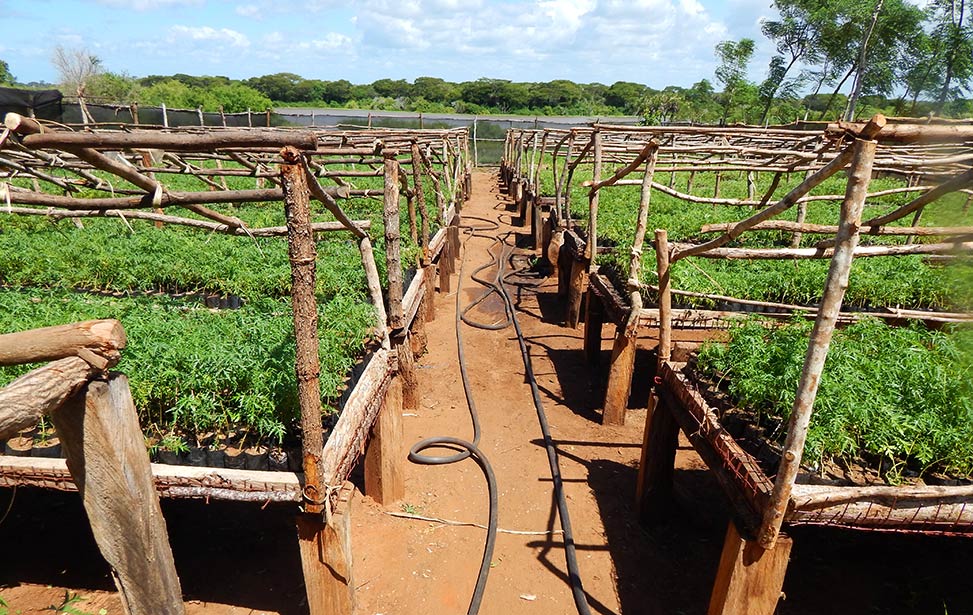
3;170;972;615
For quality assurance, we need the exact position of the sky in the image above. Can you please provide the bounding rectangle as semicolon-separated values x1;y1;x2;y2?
1;0;783;88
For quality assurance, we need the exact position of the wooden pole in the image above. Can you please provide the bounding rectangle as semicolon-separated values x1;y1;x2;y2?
296;483;355;615
384;156;404;329
586;130;602;271
635;389;680;523
602;327;636;426
280;146;326;514
411;143;430;262
655;229;672;368
51;375;184;615
758;133;879;550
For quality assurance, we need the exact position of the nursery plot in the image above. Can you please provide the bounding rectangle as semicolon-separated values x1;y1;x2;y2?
0;126;460;463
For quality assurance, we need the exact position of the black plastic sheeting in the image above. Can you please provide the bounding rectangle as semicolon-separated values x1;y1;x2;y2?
0;87;63;122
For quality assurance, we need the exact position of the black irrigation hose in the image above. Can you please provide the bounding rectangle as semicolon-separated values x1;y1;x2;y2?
408;210;592;615
407;216;501;615
463;222;594;615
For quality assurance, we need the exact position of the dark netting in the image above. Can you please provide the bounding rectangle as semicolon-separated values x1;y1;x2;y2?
0;87;63;122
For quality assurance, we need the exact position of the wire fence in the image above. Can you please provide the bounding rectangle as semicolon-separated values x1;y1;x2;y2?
58;102;642;166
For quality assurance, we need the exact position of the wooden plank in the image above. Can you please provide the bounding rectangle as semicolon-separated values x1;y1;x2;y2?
583;293;604;370
320;347;395;489
51;375;184;615
364;377;405;505
296;482;355;615
395;335;419;411
707;522;792;615
660;365;771;537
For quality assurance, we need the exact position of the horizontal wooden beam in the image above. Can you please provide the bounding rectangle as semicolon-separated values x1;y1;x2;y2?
0;319;125;366
0;455;304;502
20;128;319;152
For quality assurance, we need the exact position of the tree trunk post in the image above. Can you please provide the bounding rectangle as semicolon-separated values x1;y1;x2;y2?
364;376;405;505
51;375;184;615
602;326;637;426
708;523;793;615
296;482;356;615
635;388;680;524
384;155;404;329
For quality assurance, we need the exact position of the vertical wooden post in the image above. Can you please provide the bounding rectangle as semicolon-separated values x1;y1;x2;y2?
51;375;184;615
411;143;430;261
586;130;602;273
655;230;672;368
161;103;168;128
364;377;405;504
384;155;404;330
758;125;881;550
708;523;792;615
395;334;419;410
565;258;587;329
424;264;438;319
280;146;326;512
282;146;342;615
635;389;680;523
583;293;604;372
602;326;636;426
295;483;356;615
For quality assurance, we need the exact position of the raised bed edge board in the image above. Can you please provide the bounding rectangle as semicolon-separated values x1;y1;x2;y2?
659;362;973;535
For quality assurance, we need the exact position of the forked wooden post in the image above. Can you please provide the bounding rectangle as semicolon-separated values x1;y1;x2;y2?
52;375;184;615
758;122;882;550
364;376;405;505
708;523;793;615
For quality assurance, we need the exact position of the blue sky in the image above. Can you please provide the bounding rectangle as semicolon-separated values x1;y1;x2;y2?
2;0;781;87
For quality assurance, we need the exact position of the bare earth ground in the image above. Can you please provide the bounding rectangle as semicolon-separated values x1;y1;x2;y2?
2;170;973;615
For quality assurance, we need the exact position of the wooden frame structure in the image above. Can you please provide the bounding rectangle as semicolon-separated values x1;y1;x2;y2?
0;115;473;613
501;116;973;615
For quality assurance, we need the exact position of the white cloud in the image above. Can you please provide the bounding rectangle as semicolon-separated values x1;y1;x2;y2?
298;32;354;51
97;0;202;10
170;25;250;48
235;4;260;18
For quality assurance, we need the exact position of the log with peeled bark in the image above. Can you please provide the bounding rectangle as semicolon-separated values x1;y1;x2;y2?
700;220;973;237
0;357;102;440
1;185;351;210
788;483;973;529
669;240;973;260
2;206;370;237
0;319;125;367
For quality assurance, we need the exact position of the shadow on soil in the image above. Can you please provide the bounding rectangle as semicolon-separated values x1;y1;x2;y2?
0;487;308;615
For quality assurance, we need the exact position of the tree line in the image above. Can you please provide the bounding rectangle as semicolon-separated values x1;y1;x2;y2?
3;0;972;123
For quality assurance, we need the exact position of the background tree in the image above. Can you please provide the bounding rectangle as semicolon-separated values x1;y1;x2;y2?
52;45;102;97
714;38;755;124
0;60;14;85
930;0;973;112
760;3;819;123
